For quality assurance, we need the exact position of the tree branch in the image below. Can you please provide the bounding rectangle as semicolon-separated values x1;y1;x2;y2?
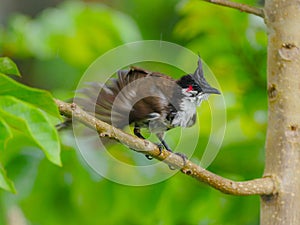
201;0;264;18
55;99;277;196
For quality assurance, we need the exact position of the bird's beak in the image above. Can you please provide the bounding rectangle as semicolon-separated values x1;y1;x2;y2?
202;85;221;95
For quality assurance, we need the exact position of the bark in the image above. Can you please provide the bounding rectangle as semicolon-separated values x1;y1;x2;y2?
55;99;277;196
262;0;300;224
202;0;264;17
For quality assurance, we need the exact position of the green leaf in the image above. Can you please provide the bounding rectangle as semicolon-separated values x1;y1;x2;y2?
0;164;16;193
0;96;61;166
0;118;13;151
0;57;21;76
0;73;61;118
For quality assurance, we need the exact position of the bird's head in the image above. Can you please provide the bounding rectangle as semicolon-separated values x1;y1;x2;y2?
177;58;220;102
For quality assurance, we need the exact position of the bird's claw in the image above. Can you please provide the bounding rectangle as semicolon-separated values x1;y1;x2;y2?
144;144;187;171
145;143;164;160
175;152;187;164
168;152;187;170
145;155;153;160
156;143;164;155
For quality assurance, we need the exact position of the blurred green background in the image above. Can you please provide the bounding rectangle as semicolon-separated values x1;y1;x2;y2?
0;0;267;224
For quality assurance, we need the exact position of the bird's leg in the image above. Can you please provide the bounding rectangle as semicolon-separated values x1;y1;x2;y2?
159;138;172;152
156;132;172;151
133;126;145;139
134;124;161;160
156;133;187;169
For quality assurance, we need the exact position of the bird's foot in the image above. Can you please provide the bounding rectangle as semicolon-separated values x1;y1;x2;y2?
145;155;153;160
145;143;164;160
168;152;188;170
175;152;187;165
144;144;187;170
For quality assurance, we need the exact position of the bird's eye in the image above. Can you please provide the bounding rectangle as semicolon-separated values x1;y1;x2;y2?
187;85;193;92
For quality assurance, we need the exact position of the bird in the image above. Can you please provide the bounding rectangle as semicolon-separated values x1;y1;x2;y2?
76;58;220;158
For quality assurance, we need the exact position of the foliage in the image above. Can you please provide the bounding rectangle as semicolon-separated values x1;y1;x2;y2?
1;1;142;92
0;58;61;193
0;0;267;224
0;57;20;76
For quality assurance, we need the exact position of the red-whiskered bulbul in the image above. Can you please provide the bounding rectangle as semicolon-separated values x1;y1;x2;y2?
76;58;220;158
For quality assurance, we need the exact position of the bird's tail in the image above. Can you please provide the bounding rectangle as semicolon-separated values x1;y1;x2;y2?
75;70;133;129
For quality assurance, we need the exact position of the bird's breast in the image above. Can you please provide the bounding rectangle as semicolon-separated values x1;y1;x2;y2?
171;97;198;127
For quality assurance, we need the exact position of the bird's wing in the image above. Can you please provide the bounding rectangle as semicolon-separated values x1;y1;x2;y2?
76;67;178;128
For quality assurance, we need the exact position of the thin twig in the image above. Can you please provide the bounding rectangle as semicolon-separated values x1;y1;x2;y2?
55;99;277;196
201;0;264;18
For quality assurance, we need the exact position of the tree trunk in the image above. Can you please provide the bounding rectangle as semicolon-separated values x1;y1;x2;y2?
262;0;300;224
